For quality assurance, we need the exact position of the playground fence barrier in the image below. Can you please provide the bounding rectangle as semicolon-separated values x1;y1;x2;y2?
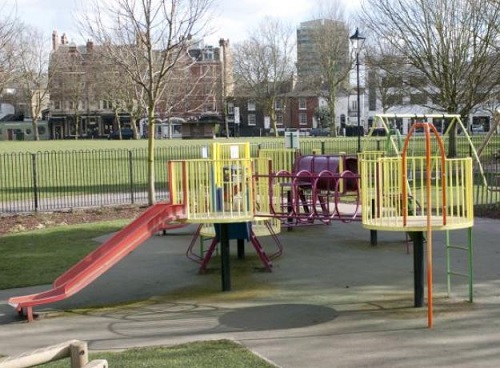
0;137;498;214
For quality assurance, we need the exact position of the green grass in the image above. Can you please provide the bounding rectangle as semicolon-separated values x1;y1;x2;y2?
0;219;129;289
41;339;276;368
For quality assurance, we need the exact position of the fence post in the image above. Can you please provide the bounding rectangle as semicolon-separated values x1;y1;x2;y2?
31;153;39;212
321;140;325;154
128;150;135;204
70;340;89;368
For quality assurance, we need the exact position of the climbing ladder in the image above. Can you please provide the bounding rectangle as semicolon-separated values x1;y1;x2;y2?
446;228;474;302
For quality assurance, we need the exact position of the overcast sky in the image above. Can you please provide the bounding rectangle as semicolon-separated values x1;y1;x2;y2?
12;0;361;46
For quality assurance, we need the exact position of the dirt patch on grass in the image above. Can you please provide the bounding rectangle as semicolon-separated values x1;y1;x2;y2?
0;205;147;236
1;204;498;237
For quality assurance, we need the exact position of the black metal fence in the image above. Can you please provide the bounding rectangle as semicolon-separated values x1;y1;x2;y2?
1;136;498;213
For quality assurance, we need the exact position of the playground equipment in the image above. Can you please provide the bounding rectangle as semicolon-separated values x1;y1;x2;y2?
9;142;280;320
8;139;362;321
9;129;474;325
369;113;490;187
8;203;186;322
361;120;474;328
186;218;283;273
257;153;361;226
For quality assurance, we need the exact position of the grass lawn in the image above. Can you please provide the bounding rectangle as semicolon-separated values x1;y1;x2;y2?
41;339;276;368
0;219;129;289
2;135;496;202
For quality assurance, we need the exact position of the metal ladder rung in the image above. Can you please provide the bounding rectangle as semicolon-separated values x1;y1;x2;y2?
448;271;469;278
446;228;473;302
447;245;469;251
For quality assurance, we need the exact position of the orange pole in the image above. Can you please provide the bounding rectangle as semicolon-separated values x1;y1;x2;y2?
424;123;433;328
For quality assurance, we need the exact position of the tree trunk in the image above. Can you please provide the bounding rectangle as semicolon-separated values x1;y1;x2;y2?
328;89;338;137
477;112;500;158
131;117;139;139
31;119;39;141
147;105;156;205
114;109;122;139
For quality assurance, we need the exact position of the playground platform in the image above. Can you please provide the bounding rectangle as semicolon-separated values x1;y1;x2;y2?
1;218;500;368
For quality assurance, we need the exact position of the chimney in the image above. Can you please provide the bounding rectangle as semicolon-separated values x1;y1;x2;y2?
86;39;94;52
61;33;68;45
52;31;59;50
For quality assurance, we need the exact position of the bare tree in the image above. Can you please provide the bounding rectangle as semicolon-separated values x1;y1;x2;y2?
156;49;215;137
94;55;145;139
474;90;500;158
298;0;351;137
360;0;500;156
233;17;296;137
81;0;215;204
64;47;86;139
15;25;52;140
365;40;408;113
0;2;18;95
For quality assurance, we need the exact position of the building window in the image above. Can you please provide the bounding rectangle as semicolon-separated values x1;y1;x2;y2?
54;101;61;110
277;113;283;126
247;100;256;111
204;83;213;95
227;102;234;115
299;112;307;126
275;99;283;110
298;98;306;110
203;47;214;60
204;102;215;112
248;114;256;126
102;100;112;109
351;100;358;112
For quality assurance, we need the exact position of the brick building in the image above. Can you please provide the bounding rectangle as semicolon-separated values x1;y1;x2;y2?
47;32;231;139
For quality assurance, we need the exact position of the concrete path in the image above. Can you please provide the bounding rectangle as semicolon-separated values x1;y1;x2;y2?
1;219;500;367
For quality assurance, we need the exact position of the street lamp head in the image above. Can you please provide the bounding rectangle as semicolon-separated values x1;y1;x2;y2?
349;27;366;50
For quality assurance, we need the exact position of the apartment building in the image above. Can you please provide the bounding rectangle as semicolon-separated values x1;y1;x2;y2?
47;31;230;139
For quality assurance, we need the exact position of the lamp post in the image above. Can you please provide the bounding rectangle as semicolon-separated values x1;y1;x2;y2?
350;28;365;153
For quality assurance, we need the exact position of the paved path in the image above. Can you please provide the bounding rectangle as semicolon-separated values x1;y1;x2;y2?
1;219;500;367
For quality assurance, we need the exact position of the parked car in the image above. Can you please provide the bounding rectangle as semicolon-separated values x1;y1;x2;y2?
108;128;134;140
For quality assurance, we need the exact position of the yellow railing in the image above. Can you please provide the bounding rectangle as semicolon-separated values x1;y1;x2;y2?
211;142;251;160
258;148;298;173
168;158;255;223
361;156;474;231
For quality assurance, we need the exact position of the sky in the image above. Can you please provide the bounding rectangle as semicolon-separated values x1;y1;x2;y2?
11;0;361;46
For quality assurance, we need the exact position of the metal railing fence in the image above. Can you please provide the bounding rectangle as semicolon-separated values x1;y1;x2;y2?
1;136;498;213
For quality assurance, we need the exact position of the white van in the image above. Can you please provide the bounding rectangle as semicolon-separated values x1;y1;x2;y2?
139;117;185;138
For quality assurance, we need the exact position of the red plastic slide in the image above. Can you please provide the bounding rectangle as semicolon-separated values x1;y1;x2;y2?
8;203;186;321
